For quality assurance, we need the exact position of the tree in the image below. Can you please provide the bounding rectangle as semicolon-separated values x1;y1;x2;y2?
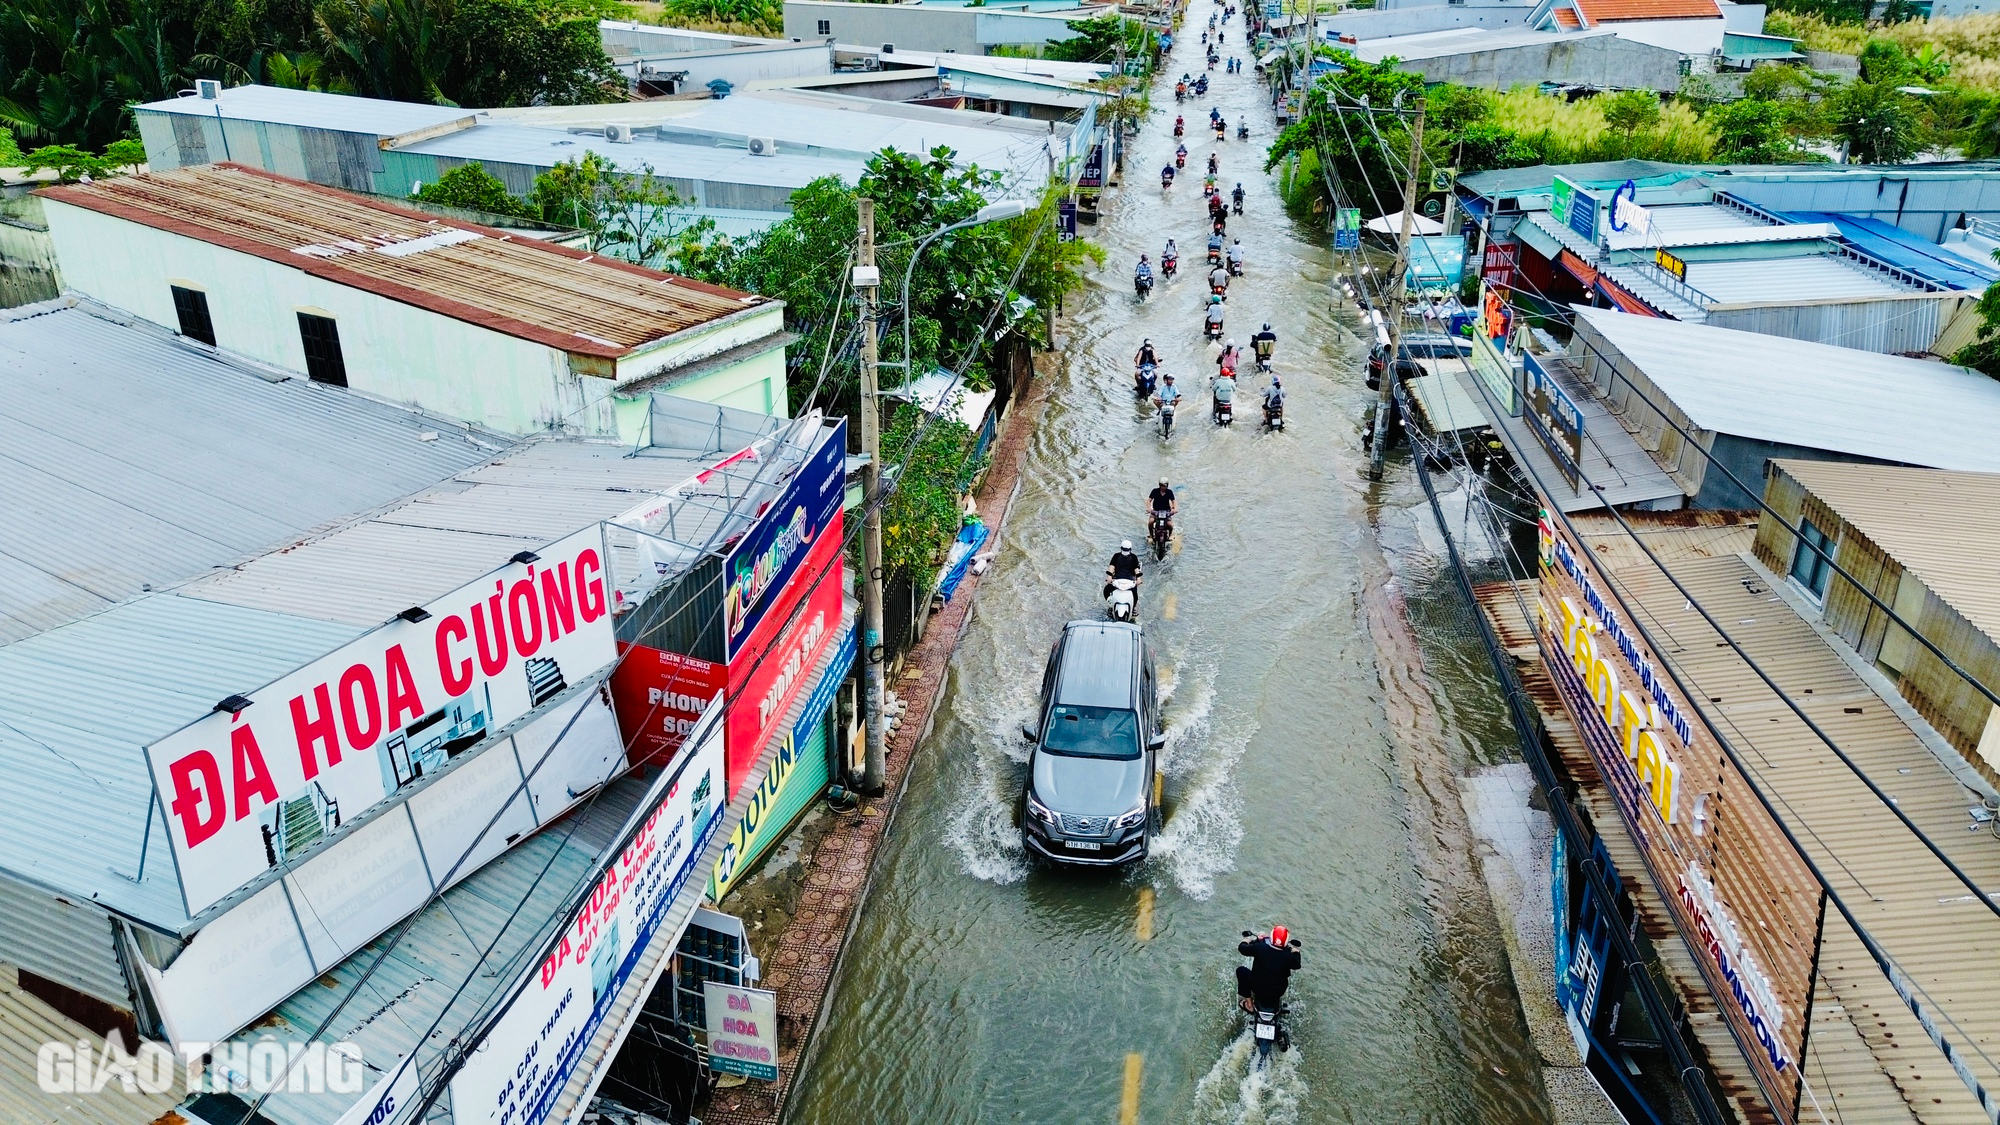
1835;80;1919;163
1709;99;1807;162
1044;15;1144;64
1599;89;1662;148
19;137;149;180
1266;49;1427;215
529;152;715;269
1954;261;2000;379
413;161;532;217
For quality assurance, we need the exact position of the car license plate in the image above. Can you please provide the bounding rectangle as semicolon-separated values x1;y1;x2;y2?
1066;840;1102;851
1255;1023;1277;1041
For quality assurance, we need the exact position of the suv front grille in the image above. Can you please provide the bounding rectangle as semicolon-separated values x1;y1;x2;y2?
1061;814;1111;836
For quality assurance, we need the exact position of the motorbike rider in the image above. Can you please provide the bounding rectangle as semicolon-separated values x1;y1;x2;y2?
1161;163;1176;188
1206;152;1220;176
1207;231;1224;258
1226;238;1244;273
1176;142;1189;165
1252;323;1277;363
1218;341;1241;377
1162;239;1179;273
1135;254;1153;286
1208;262;1229;295
1104;540;1143;600
1231;182;1246;210
1148;477;1178;538
1262;375;1285;420
1204;296;1225;337
1237;926;1303;1013
1154;374;1183;416
1174;114;1185;135
1213;367;1236;422
1238;115;1249;137
1135;338;1160;369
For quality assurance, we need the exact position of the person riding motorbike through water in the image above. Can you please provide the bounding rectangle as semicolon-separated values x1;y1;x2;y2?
1162;239;1179;274
1237;926;1302;1013
1135;338;1160;371
1212;367;1236;422
1206;152;1219;176
1174;114;1185;135
1135;254;1153;285
1207;231;1225;258
1208;263;1229;295
1148;477;1178;539
1231;182;1245;210
1154;375;1183;418
1226;238;1244;272
1204;295;1226;335
1252;323;1277;363
1262;375;1285;422
1161;163;1175;188
1213;215;1227;237
1176;142;1188;166
1104;540;1143;601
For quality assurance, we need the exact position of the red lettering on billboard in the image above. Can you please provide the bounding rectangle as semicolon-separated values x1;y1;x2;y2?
724;524;845;797
229;724;279;820
435;615;472;695
338;663;382;751
509;577;543;657
383;644;425;730
611;645;728;769
576;550;606;622
472;585;509;675
541;564;576;642
291;683;342;780
168;751;226;847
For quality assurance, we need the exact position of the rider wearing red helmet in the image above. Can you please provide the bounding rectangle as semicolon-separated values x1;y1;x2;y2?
1236;926;1302;1012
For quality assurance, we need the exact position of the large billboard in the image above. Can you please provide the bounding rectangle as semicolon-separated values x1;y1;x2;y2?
610;645;729;767
447;700;728;1125
724;523;845;793
147;526;617;919
721;420;845;662
1536;516;1819;1117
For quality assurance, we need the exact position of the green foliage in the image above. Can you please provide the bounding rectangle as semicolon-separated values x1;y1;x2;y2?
651;0;780;35
412;161;532;218
18;136;148;179
879;407;981;586
1044;15;1150;64
1953;270;2000;378
1834;79;1919;162
1707;98;1823;162
1264;49;1426;213
0;129;22;166
1599;89;1662;139
529;151;715;268
1766;0;1867;26
0;0;620;148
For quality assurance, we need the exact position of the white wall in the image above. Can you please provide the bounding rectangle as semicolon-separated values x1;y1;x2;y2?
43;200;790;437
1606;17;1724;55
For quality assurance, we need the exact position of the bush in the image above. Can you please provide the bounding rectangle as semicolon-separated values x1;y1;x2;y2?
413;162;534;219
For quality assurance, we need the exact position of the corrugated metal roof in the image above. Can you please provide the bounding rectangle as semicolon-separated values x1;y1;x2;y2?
1774;459;2000;645
135;84;472;139
1572;305;2000;471
395;122;852;192
1350;25;1619;62
0;300;497;646
1684;254;1912;302
0;963;185;1125
40;165;771;358
1565;528;2000;1119
1457;159;1705;199
0;595;362;928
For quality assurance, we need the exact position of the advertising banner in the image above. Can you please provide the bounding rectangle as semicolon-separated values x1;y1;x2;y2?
1481;241;1517;288
1469;320;1519;417
1333;207;1361;251
704;983;778;1081
610;645;729;767
725;525;845;793
1525;353;1584;491
1079;144;1104;189
448;703;727;1125
147;525;617;919
710;622;854;899
1058;200;1077;243
1535;517;1818;1117
722;420;845;663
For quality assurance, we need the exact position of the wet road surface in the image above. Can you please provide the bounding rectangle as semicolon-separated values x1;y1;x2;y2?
787;19;1552;1123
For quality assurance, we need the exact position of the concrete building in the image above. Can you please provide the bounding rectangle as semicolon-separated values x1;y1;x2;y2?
1755;460;2000;786
38;164;790;436
598;20;836;95
1346;25;1684;91
783;0;1111;55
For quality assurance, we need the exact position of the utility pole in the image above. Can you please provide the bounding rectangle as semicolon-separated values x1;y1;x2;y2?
1368;98;1426;483
855;199;888;797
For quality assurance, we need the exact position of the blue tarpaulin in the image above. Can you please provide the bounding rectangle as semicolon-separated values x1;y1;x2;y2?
1780;210;2000;292
936;519;990;602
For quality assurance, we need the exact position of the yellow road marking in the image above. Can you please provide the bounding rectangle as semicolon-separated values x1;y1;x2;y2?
1120;1052;1144;1125
1137;886;1155;941
1162;592;1178;620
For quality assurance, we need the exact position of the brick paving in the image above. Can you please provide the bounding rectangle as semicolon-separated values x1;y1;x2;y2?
701;362;1052;1125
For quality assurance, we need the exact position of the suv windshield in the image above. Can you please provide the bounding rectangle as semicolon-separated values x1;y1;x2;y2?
1042;704;1141;760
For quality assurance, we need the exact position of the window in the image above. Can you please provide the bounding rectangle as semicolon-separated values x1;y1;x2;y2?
170;286;216;346
1789;518;1835;600
297;312;348;386
1041;705;1141;760
816;18;830;33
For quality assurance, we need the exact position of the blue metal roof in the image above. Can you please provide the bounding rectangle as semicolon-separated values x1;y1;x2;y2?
0;595;362;928
1781;210;2000;291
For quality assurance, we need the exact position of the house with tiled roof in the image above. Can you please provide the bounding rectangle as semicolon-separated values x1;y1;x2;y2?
1529;0;1727;58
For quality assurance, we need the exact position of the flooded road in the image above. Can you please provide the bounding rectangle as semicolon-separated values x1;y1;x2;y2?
787;19;1550;1123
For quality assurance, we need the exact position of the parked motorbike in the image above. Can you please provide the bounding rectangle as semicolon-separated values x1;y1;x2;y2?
1105;578;1138;622
1149;514;1173;560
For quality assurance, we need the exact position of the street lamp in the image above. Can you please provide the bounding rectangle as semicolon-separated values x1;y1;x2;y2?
899;199;1034;386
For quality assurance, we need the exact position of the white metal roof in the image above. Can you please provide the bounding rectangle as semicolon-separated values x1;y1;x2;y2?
397;123;850;191
1348;25;1620;62
1683;254;1911;303
0;300;500;646
135;84;472;140
1573;305;2000;470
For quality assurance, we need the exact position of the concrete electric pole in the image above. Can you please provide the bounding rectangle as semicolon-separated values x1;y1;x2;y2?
1368;99;1426;483
855;199;888;797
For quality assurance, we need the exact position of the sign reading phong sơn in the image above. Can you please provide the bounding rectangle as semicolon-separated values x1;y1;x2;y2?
146;525;618;918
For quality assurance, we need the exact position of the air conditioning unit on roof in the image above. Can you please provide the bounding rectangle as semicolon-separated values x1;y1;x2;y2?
603;122;635;143
747;136;778;157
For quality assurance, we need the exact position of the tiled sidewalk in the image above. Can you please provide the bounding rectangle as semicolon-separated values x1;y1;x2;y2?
702;362;1052;1125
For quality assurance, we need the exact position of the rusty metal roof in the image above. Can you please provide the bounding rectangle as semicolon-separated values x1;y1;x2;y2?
1567;519;2000;1121
1773;459;2000;647
38;164;769;358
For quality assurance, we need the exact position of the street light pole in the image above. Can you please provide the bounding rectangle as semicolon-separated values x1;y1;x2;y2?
1368;98;1426;483
855;199;888;797
854;197;1028;797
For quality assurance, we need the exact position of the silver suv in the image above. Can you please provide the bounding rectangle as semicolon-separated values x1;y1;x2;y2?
1019;621;1165;866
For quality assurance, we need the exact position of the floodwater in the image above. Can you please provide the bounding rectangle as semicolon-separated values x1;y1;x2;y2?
787;17;1550;1123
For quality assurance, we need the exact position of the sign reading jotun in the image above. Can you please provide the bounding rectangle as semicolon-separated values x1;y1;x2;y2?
721;419;845;662
147;526;617;917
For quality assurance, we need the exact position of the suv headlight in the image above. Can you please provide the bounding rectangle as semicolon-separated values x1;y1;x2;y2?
1113;804;1148;830
1026;792;1060;825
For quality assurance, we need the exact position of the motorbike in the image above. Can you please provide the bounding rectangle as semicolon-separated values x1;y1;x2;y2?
1206;245;1222;266
1135;363;1157;399
1135;270;1153;299
1227;257;1242;277
1106;578;1138;622
1176;152;1186;169
1175;87;1186;104
1214;395;1233;427
1239;933;1294;1063
1254;343;1273;372
1162;172;1174;192
1207;55;1218;70
1210;279;1227;298
1174;120;1185;136
1232;195;1244;215
1159;399;1177;440
1149;514;1173;560
1238;121;1249;140
1162;255;1178;280
1214;123;1227;140
1263;400;1284;431
1204;315;1224;342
